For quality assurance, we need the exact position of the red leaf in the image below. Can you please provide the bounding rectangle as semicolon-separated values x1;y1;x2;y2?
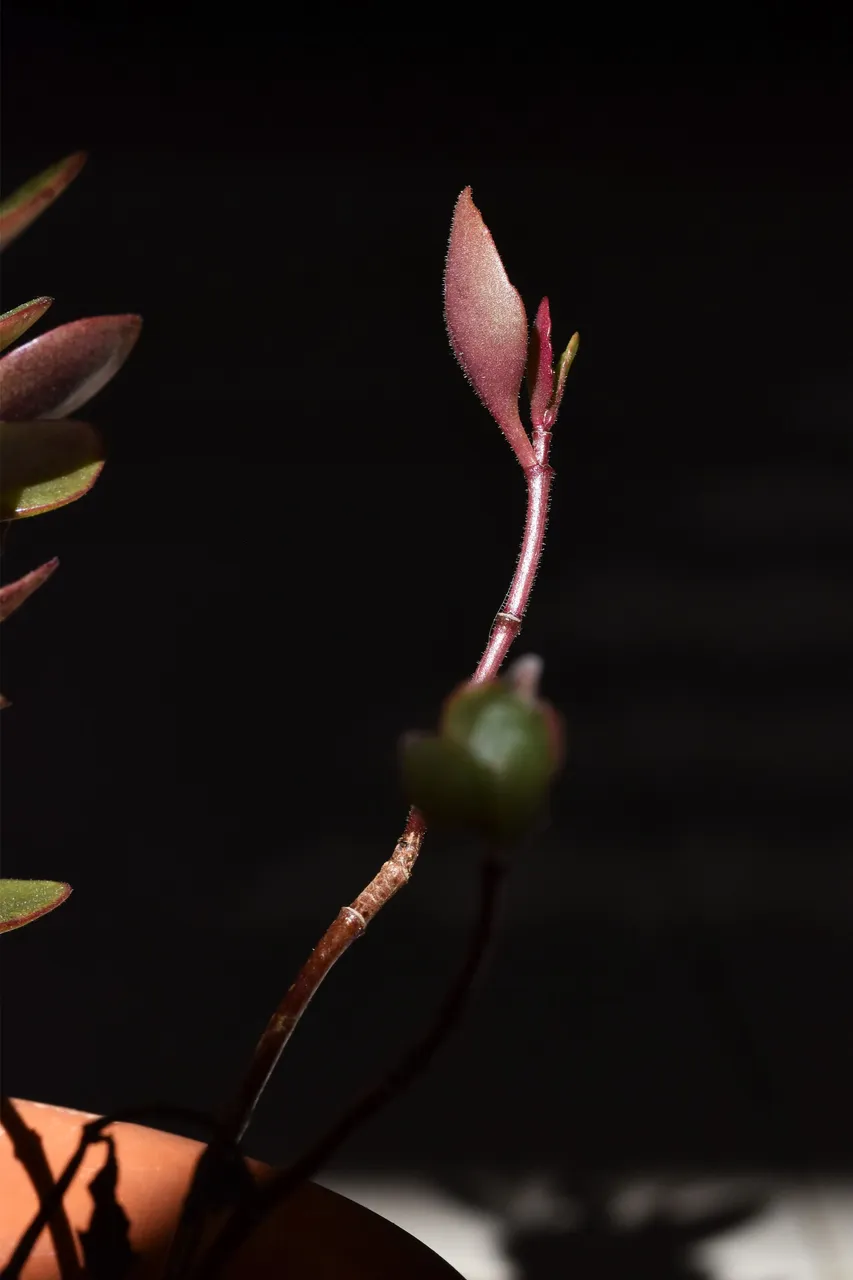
0;314;142;421
0;558;59;622
0;152;87;249
444;188;533;467
527;297;554;429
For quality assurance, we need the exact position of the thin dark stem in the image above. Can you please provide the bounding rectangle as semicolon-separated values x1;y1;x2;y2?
196;854;508;1280
0;1097;84;1279
164;425;555;1279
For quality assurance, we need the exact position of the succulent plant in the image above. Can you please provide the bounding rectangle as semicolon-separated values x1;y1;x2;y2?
0;152;141;933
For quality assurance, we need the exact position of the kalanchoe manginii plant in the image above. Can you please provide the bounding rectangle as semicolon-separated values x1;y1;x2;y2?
0;152;141;934
159;188;579;1279
4;185;577;1280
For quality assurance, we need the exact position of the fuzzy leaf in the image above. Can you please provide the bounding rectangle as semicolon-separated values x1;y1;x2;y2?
0;298;53;354
0;879;72;933
0;557;59;621
444;187;533;466
0;314;141;422
0;153;87;249
527;297;554;429
546;332;580;427
0;419;105;519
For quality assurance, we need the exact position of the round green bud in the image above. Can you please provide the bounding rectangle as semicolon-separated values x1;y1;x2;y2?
400;676;563;846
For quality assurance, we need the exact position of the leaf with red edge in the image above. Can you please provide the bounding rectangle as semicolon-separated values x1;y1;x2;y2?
0;557;59;622
0;419;105;520
0;153;87;249
0;880;72;933
527;297;554;429
444;187;533;467
0;314;142;422
0;298;53;354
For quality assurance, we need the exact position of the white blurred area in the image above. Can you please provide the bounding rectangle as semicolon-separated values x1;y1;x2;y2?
317;1171;853;1280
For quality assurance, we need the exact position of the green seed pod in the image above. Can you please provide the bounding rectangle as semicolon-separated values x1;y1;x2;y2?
400;668;563;846
399;733;492;831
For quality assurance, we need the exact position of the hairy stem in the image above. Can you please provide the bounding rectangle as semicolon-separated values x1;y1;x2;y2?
229;431;552;1139
165;426;554;1278
197;854;508;1280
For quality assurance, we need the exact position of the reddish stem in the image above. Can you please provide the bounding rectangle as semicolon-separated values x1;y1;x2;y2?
165;425;556;1279
225;427;553;1141
222;812;427;1143
474;429;553;683
198;855;508;1280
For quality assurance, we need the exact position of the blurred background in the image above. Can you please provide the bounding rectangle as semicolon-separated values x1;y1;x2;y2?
2;14;851;1278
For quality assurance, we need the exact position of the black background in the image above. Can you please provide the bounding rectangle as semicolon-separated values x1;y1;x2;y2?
2;11;852;1220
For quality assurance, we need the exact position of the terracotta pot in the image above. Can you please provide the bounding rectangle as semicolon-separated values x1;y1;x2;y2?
1;1099;463;1279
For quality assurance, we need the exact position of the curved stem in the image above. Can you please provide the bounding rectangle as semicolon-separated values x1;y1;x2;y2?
226;432;553;1134
165;425;555;1278
197;854;508;1280
475;443;553;682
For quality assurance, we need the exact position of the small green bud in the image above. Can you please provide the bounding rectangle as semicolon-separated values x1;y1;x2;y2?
400;658;563;846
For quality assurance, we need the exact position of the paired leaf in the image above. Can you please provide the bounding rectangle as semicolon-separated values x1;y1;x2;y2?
527;297;554;429
444;187;534;467
0;297;53;354
527;297;579;429
0;419;105;519
0;557;59;621
0;152;87;249
0;314;142;421
0;879;72;933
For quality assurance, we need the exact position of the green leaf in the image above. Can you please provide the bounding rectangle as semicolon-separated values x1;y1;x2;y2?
0;152;87;249
0;418;105;519
0;879;72;933
0;297;53;354
0;314;142;422
546;331;580;426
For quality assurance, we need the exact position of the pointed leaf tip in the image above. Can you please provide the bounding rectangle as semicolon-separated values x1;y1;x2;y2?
444;187;533;467
0;313;142;421
0;880;72;932
0;297;54;354
527;297;554;428
545;331;579;427
0;152;87;249
0;557;59;622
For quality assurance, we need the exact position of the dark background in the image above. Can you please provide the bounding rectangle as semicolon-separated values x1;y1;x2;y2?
2;10;852;1228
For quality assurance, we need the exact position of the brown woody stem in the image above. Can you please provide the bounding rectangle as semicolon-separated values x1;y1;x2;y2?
197;853;508;1280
